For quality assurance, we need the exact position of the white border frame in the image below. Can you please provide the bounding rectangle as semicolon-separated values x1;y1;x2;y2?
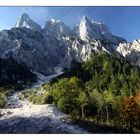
0;1;140;140
0;0;140;6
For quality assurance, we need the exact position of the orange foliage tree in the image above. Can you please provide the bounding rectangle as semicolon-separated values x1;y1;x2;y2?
121;92;140;131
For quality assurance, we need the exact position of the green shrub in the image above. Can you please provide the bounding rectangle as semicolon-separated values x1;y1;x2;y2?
44;94;53;104
28;93;54;105
0;97;6;108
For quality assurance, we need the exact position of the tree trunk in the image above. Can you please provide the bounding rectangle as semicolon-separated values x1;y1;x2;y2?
129;120;133;132
97;110;100;125
81;105;85;119
106;102;109;123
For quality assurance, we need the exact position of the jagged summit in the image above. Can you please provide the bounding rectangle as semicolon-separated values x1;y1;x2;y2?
50;18;61;23
15;13;41;31
80;16;94;28
14;14;125;44
92;21;101;25
43;18;71;37
73;16;104;41
79;16;103;41
73;16;126;44
20;13;30;20
81;16;91;22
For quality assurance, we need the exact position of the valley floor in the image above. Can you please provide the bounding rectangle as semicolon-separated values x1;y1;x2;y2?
0;104;88;134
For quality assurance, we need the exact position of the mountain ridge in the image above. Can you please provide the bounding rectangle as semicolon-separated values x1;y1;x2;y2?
0;13;139;75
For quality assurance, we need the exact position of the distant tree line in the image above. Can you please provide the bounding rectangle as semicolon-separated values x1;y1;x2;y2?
0;57;36;88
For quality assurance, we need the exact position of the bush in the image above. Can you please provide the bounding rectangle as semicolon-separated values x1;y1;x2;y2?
28;93;54;105
44;94;53;104
0;97;6;108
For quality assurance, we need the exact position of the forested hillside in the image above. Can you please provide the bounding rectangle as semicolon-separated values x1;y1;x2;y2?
29;52;140;133
0;57;36;88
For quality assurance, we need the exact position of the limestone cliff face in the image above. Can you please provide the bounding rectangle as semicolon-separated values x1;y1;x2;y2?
1;13;136;75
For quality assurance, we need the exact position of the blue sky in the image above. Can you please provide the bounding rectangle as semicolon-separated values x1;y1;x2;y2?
0;7;140;42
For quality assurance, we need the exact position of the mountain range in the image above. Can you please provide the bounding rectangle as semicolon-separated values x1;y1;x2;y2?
0;13;140;75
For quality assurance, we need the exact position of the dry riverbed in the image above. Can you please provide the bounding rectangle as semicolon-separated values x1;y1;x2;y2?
0;104;88;134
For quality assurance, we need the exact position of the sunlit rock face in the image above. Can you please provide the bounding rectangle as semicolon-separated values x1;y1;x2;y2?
1;13;139;75
73;16;126;44
116;39;140;67
43;18;72;38
15;13;41;31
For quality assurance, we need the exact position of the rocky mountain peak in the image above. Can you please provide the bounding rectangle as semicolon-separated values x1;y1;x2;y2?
43;18;71;37
73;16;126;44
50;18;61;23
15;13;41;31
74;16;103;41
81;16;91;24
20;13;30;20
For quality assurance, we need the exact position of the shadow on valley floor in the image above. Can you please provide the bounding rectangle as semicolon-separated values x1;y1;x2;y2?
72;120;134;134
0;116;87;134
0;115;135;134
